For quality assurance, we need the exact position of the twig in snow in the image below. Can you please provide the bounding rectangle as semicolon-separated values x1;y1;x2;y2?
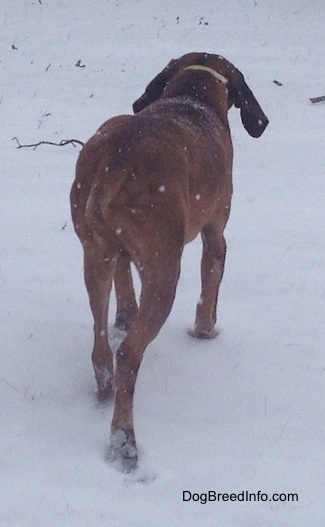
23;375;36;401
1;377;19;392
310;95;325;104
277;418;290;441
37;110;51;130
75;59;86;68
264;396;267;416
12;137;84;150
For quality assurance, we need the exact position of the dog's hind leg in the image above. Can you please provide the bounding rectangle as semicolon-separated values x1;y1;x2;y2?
189;221;227;339
83;241;117;401
107;250;182;472
114;251;138;332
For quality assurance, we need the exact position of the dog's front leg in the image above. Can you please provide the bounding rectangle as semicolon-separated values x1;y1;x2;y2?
189;221;227;339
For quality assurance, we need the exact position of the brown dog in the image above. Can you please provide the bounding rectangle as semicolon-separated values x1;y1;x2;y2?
70;52;268;471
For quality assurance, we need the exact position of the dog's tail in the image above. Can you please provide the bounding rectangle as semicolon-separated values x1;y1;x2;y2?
85;160;129;228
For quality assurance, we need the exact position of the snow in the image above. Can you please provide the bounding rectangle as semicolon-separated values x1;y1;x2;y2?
1;0;325;525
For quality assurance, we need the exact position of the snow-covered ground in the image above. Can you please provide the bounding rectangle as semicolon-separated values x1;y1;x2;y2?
1;1;325;525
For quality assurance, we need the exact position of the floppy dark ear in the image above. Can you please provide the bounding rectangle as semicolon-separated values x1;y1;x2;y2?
133;59;177;113
235;81;269;138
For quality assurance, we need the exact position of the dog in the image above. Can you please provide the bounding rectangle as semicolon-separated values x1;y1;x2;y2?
70;52;268;471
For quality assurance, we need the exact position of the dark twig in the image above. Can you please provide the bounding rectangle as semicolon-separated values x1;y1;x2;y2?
12;137;84;150
310;95;325;104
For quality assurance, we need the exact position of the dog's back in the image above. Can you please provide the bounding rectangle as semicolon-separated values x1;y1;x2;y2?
72;79;233;248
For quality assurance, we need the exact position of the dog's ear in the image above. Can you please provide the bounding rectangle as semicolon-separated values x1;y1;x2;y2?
133;53;269;138
133;59;178;113
234;79;269;138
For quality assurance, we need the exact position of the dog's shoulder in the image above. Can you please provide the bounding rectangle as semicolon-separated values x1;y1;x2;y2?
135;96;217;129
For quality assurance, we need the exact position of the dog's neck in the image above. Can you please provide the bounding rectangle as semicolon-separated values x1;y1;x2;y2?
161;64;230;128
184;65;228;87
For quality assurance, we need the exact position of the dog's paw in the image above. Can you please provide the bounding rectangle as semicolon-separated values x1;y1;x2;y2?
106;429;138;473
187;326;219;339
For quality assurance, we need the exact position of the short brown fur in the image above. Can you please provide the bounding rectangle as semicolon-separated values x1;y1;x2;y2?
70;52;268;471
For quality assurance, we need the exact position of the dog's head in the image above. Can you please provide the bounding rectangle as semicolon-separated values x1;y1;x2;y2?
133;52;268;138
